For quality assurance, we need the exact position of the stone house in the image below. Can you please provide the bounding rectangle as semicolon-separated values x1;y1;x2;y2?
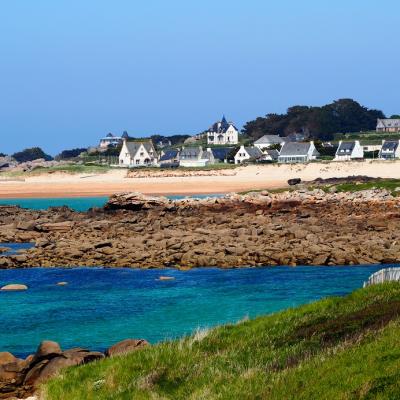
376;119;400;133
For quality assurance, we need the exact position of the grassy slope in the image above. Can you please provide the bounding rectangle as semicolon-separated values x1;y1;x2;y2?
43;283;400;400
1;164;111;177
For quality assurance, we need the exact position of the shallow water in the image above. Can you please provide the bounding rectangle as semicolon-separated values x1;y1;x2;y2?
0;265;384;357
0;194;224;211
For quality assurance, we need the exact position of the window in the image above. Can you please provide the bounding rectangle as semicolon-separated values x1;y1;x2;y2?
136;159;140;165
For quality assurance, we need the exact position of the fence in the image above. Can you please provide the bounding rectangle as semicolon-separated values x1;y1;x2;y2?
363;268;400;287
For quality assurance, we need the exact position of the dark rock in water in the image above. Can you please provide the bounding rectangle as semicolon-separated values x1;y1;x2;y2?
288;178;301;186
105;339;149;357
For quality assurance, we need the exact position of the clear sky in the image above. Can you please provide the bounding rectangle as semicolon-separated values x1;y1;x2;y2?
1;0;399;155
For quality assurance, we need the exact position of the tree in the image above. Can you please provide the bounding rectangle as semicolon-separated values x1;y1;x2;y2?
12;147;53;162
242;99;385;142
390;115;400;119
56;148;87;160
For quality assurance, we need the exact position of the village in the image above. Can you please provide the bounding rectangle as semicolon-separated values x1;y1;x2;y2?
104;116;400;168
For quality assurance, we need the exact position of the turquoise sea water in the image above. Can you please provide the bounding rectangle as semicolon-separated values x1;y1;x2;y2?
0;265;384;357
0;194;224;211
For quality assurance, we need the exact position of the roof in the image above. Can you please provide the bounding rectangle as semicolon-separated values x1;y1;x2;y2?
337;141;356;153
279;142;311;156
265;149;279;159
106;133;114;138
254;135;284;145
159;149;179;161
381;140;399;152
377;119;400;128
244;147;263;159
211;147;233;161
125;141;156;157
208;116;238;134
121;132;130;139
180;147;202;159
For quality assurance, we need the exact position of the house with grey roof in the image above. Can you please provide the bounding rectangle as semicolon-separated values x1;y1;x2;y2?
118;139;158;167
376;119;400;133
159;149;179;164
278;141;318;163
254;135;286;151
207;115;239;145
179;146;211;167
379;139;400;160
334;141;363;161
234;146;264;164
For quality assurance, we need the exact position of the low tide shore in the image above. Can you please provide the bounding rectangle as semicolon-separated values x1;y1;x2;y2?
0;186;399;269
2;160;400;198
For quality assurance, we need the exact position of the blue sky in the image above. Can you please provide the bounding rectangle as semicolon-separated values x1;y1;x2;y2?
1;0;399;155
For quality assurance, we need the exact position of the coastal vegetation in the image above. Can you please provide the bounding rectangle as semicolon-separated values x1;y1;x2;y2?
242;98;385;141
11;147;53;163
43;283;400;399
2;163;111;177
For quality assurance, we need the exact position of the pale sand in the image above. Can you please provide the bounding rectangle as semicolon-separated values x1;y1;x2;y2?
0;160;399;198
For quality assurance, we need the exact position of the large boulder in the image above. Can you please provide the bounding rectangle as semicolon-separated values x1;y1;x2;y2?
31;341;62;364
105;339;149;357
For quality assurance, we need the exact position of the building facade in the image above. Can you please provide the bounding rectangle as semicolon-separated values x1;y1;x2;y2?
118;139;158;167
376;119;400;133
278;142;318;163
207;116;239;145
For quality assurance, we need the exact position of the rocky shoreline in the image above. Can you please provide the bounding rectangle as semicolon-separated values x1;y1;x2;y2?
0;339;149;399
0;188;399;269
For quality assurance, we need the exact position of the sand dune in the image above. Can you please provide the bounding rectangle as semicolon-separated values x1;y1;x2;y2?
0;160;399;198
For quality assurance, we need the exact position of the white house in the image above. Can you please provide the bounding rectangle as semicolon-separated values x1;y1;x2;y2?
234;146;264;164
334;141;364;161
179;146;210;167
207;116;239;145
376;119;400;133
379;140;400;160
254;135;286;151
99;132;129;149
278;141;318;163
118;139;158;167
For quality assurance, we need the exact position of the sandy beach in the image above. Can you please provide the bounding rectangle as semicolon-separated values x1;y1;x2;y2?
0;160;399;198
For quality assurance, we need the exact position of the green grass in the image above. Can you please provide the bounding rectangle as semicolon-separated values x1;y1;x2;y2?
2;163;111;177
334;179;400;195
43;283;400;399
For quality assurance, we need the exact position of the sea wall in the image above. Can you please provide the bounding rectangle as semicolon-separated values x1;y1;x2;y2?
0;189;399;269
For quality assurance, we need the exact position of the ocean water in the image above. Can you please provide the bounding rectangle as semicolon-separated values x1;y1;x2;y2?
0;265;384;357
0;194;224;211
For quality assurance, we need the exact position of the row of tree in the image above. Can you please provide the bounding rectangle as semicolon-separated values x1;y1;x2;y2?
242;99;386;141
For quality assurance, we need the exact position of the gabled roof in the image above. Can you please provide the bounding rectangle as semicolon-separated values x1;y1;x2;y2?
265;149;279;159
337;142;355;153
125;141;156;157
279;142;311;156
244;147;263;159
106;133;114;138
121;132;130;139
180;147;202;158
159;149;178;161
211;147;234;161
381;140;399;152
254;135;284;145
208;116;238;134
377;119;400;128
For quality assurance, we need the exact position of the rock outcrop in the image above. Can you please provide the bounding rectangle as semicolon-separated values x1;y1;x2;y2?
1;188;400;269
0;339;148;399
